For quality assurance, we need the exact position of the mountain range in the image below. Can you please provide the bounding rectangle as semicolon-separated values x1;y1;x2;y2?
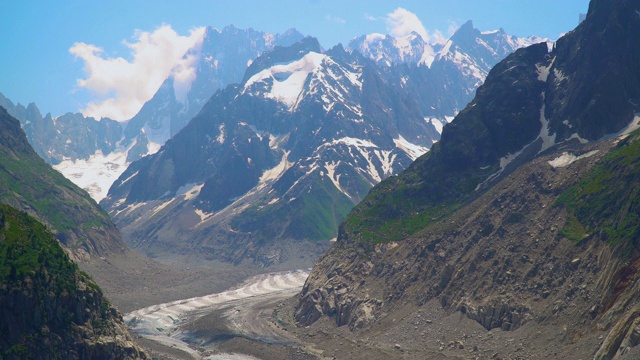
100;23;548;267
5;1;640;358
294;0;640;358
0;26;305;201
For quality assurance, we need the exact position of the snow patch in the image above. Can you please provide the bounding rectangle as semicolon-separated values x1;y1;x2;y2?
427;118;444;134
53;149;129;202
147;140;162;155
324;161;350;198
150;198;176;217
393;135;429;161
243;52;327;109
567;133;589;144
538;93;556;153
607;114;640;140
119;170;139;186
554;68;568;83
194;208;212;223
176;183;204;200
217;124;226;144
374;149;396;177
332;137;378;148
548;150;599;168
114;201;147;218
499;148;525;169
259;151;292;183
536;57;556;82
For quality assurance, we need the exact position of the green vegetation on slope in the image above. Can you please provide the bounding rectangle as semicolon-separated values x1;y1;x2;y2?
0;205;113;357
556;130;640;249
232;173;355;241
340;153;485;244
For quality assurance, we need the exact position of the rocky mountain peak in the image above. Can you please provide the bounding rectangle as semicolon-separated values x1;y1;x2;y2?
0;106;34;156
452;20;477;38
347;30;437;68
545;0;640;141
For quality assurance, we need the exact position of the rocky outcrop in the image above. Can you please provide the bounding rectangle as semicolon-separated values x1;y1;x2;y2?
460;301;530;331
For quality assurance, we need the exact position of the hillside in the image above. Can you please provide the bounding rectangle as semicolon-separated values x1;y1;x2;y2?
0;106;126;260
0;204;146;359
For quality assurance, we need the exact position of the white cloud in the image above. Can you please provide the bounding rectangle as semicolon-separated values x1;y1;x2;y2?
447;21;461;37
172;40;205;104
432;30;447;45
325;15;346;25
364;13;378;22
70;25;205;121
385;8;429;42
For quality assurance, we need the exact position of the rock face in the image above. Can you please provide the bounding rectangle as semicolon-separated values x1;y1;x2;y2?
0;205;147;359
102;23;543;267
0;106;126;259
296;0;640;358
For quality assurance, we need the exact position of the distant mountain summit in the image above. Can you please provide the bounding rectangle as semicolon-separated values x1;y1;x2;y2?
349;21;549;121
348;31;442;67
123;25;305;156
101;37;433;266
3;22;542;204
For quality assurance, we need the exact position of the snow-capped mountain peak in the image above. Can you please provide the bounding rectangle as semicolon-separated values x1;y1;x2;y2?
242;48;364;115
243;52;328;109
347;31;439;68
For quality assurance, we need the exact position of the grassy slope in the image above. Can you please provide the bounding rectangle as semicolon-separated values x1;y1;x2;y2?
556;130;640;250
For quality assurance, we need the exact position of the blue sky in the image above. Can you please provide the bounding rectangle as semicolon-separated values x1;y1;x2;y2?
0;0;590;119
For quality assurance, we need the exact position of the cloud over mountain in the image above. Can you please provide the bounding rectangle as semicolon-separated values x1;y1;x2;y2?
70;25;205;121
385;7;429;42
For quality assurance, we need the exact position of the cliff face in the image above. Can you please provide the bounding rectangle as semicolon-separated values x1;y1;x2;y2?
295;0;640;358
0;205;147;359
